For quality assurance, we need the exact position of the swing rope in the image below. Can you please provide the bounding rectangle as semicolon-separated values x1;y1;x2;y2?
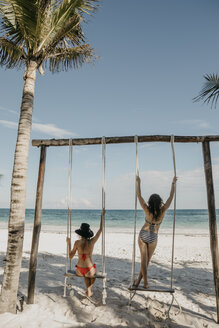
130;135;139;286
101;136;107;304
66;138;73;273
170;135;177;289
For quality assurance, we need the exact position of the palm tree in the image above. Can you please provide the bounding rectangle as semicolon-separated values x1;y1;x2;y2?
0;0;98;314
194;73;219;108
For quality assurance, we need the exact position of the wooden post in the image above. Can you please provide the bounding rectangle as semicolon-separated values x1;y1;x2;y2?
27;146;47;304
202;141;219;323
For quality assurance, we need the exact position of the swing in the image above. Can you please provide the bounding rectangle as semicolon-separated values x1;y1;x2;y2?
129;135;177;300
63;137;107;304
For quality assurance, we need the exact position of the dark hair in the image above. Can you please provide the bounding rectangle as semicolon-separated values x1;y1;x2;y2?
148;194;163;220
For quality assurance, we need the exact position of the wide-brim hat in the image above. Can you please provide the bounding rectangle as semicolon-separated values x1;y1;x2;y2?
75;223;94;239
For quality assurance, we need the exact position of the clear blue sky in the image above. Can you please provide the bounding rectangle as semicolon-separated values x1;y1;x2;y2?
1;0;219;209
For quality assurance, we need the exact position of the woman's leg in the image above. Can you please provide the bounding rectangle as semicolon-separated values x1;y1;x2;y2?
141;239;157;287
135;237;157;288
134;236;148;288
85;267;96;297
84;277;96;297
84;277;91;296
147;239;157;266
134;272;142;287
141;243;149;288
87;278;96;297
134;236;143;286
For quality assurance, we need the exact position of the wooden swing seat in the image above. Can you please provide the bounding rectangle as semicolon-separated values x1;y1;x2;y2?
129;284;175;293
65;269;107;279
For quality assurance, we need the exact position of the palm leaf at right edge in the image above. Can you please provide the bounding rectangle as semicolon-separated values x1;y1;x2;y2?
194;73;219;108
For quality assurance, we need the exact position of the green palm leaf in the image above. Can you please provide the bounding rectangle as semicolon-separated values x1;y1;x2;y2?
0;3;23;45
0;37;25;67
194;74;219;108
0;0;98;71
42;14;83;57
37;0;85;52
1;0;38;49
47;44;94;71
33;0;55;52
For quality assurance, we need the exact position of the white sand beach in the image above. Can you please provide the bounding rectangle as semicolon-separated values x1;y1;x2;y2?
0;227;218;328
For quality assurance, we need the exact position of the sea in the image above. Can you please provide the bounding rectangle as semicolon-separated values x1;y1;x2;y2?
0;208;218;234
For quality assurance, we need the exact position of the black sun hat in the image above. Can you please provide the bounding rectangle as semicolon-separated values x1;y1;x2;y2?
75;223;94;239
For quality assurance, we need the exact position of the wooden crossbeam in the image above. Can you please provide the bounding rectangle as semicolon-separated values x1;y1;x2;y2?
32;135;219;147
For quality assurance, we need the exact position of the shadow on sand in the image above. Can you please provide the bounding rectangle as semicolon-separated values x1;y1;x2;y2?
0;251;216;327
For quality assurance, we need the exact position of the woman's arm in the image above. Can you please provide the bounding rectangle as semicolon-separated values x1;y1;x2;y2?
163;176;177;211
136;176;149;214
66;238;77;259
91;209;106;244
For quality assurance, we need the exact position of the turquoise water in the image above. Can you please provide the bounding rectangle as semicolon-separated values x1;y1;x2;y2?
0;208;218;231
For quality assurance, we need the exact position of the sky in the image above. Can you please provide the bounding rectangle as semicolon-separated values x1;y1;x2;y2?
1;0;219;210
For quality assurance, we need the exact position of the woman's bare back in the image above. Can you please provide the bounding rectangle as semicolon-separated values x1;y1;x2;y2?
142;207;166;234
76;238;95;267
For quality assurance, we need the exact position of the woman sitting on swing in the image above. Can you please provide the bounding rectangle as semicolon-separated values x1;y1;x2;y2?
134;175;177;288
66;209;105;297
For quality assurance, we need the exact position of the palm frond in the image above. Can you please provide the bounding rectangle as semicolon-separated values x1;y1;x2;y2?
0;37;25;67
0;0;98;71
0;2;23;44
47;43;94;72
37;0;97;52
34;1;65;51
194;73;219;108
42;13;83;57
0;2;16;29
77;0;99;14
0;0;37;51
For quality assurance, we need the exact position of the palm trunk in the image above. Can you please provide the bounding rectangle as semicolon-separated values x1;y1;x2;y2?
0;60;37;314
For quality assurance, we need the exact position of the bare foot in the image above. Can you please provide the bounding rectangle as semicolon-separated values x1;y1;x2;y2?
144;284;149;289
86;291;93;298
133;280;139;287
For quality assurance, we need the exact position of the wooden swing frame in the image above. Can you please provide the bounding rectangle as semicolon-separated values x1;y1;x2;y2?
27;134;219;323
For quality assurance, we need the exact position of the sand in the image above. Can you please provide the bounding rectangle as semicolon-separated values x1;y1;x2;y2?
0;226;218;327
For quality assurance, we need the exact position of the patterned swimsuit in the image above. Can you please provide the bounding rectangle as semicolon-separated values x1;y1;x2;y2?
139;220;160;244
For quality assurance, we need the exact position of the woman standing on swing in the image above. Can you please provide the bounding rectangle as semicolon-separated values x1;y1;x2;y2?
66;209;105;297
134;175;177;288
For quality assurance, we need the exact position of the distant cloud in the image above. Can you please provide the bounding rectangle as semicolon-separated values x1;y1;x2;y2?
0;105;18;116
176;119;211;130
0;119;75;137
107;164;219;209
72;198;94;208
44;197;95;209
32;123;74;137
0;120;17;128
139;143;155;150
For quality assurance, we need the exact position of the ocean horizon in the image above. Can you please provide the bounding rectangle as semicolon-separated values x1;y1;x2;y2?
0;208;218;233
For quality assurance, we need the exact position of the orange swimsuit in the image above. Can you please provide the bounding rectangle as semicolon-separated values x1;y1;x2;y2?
76;253;96;276
76;264;96;276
